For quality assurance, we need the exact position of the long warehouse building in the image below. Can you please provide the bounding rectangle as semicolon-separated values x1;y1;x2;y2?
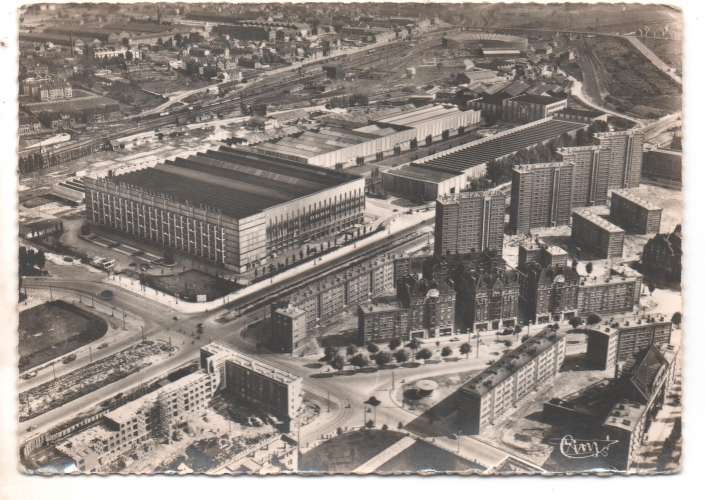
254;104;481;169
84;147;365;273
383;117;587;201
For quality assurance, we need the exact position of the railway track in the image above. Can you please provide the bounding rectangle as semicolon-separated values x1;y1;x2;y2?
222;225;429;318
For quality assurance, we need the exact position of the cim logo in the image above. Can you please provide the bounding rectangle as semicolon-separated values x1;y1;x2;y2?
552;435;619;459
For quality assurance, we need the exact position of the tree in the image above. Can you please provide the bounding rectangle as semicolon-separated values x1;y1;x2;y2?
514;324;523;335
441;346;453;358
366;342;380;354
586;313;602;325
394;349;409;364
163;247;176;265
323;346;338;362
459;342;471;359
585;262;593;274
407;338;421;352
331;354;346;372
671;312;682;327
346;344;358;357
569;316;584;328
35;250;46;269
350;352;369;368
415;348;432;361
388;338;401;351
374;351;392;367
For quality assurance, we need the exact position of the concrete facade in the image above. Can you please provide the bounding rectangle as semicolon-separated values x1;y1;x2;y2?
593;129;645;190
282;254;396;335
457;328;566;434
577;267;643;316
83;148;365;273
572;208;625;259
557;145;611;207
201;343;302;429
610;189;662;234
509;162;574;234
271;305;308;355
434;190;506;257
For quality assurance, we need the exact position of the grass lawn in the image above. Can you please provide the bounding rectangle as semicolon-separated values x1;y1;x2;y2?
300;429;406;473
145;270;238;301
18;300;108;372
641;38;682;75
583;36;681;116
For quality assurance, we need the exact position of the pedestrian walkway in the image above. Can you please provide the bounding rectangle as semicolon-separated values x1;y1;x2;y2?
353;436;416;474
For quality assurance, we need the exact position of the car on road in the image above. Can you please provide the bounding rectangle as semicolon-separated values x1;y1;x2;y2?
99;290;114;300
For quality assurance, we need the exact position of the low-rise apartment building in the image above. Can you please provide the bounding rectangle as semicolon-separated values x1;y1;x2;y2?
610;189;662;234
577;266;643;316
200;343;302;429
572;208;625;259
457;328;566;434
270;305;307;355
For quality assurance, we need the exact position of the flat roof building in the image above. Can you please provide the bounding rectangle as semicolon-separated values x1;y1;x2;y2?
642;148;681;187
457;327;566;434
517;238;569;270
271;305;307;355
254;105;480;170
200;343;302;428
593;129;645;190
572;208;625;259
382;163;467;202
577;266;643;316
84;147;365;273
585;317;672;374
557;145;611;207
281;254;396;337
503;94;568;124
609;189;662;234
357;295;410;345
434;190;506;257
509;162;574;234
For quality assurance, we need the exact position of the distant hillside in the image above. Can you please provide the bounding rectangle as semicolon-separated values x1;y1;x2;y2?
439;3;681;35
